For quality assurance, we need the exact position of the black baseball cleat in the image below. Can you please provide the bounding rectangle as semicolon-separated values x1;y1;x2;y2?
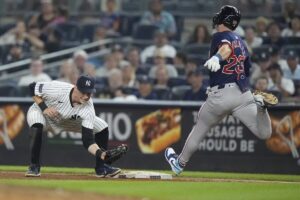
253;91;278;108
25;164;41;177
95;164;121;178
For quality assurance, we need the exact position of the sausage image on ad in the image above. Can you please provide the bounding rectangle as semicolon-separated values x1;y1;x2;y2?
0;105;25;150
266;111;300;157
135;108;181;154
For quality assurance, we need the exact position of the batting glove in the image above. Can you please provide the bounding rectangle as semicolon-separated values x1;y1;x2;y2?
204;56;221;72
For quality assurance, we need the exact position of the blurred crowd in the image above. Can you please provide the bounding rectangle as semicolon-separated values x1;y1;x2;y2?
0;0;300;102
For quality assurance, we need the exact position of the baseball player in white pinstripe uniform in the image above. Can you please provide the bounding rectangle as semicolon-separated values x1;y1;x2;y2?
25;75;127;177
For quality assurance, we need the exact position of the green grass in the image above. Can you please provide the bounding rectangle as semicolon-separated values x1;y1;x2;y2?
1;165;300;200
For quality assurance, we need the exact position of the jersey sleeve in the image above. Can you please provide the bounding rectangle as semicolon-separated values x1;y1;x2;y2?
81;100;96;129
34;81;59;98
210;33;232;57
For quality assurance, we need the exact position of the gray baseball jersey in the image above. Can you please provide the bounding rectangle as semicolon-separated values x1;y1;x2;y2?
27;81;107;134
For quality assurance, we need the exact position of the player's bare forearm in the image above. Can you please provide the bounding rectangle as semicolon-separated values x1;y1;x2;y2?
88;144;106;159
32;95;44;104
217;44;232;60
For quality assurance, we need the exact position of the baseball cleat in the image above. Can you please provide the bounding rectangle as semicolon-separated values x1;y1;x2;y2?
25;164;41;177
95;164;121;178
253;91;278;108
165;148;184;175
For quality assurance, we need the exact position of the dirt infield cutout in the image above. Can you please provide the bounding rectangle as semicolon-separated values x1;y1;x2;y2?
0;184;138;200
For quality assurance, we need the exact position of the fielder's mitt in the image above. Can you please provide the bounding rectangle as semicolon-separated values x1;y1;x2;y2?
103;144;128;164
253;90;278;106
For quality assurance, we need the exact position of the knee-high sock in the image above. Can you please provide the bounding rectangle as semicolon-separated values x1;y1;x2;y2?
29;123;43;165
95;128;109;169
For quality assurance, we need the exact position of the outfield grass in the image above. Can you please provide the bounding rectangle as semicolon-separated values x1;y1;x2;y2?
1;165;300;200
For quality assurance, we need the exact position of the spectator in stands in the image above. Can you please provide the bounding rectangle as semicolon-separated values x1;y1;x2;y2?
183;68;206;101
135;75;157;100
254;76;269;92
113;87;138;101
72;50;95;76
153;67;172;100
255;16;269;37
121;63;138;88
100;0;120;34
93;25;108;50
140;30;176;63
126;47;148;75
4;44;27;64
57;59;79;84
276;0;298;27
268;46;288;70
250;52;271;85
253;73;284;102
139;0;177;37
148;50;178;79
111;44;130;68
96;68;123;99
29;0;56;32
185;59;198;76
244;26;263;54
154;67;170;89
263;22;286;49
50;5;69;26
108;68;123;96
267;63;295;97
283;50;300;80
186;24;211;45
78;0;95;12
43;27;63;53
0;20;44;52
18;57;52;86
173;52;188;75
27;24;45;53
281;16;300;37
96;54;118;77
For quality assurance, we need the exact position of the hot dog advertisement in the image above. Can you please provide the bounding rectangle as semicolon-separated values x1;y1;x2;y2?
1;101;300;174
0;105;25;150
267;111;300;159
135;108;181;154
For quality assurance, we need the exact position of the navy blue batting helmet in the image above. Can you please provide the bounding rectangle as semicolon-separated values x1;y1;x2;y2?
213;5;241;30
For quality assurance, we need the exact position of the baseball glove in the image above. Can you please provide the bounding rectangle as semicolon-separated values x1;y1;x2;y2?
103;144;128;164
253;90;278;106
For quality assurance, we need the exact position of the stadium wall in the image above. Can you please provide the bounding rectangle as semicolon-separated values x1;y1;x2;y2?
0;98;299;174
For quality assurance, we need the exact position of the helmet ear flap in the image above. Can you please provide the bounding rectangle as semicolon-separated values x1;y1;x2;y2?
212;12;221;28
212;5;241;30
223;14;240;30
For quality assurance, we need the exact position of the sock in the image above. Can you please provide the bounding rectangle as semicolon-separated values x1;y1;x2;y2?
95;128;109;169
178;156;186;168
29;123;43;166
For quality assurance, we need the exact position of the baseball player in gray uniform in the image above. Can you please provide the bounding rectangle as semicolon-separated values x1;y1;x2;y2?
25;75;127;177
165;5;278;175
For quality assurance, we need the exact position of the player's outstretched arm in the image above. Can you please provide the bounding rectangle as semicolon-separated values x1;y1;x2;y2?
82;126;128;163
204;44;232;72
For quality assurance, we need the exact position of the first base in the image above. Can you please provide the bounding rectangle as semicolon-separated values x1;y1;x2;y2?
115;170;172;180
